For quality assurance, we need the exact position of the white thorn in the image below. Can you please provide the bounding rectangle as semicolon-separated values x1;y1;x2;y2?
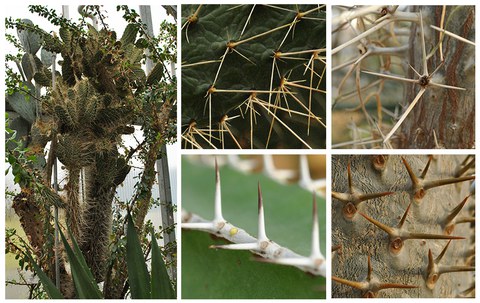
214;159;225;222
311;194;322;259
257;183;268;242
211;242;259;250
182;222;215;231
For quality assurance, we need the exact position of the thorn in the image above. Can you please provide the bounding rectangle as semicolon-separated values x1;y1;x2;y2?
435;240;451;263
257;182;267;241
439;265;475;274
347;160;353;193
406;232;464;241
358;212;395;236
332;276;367;290
377;283;418;290
311;193;321;258
214;158;224;222
420;155;433;179
401;157;420;186
455;157;475;177
444;196;470;233
367;255;372;281
424;175;475;190
358;191;394;202
397;203;411;229
210;242;258;250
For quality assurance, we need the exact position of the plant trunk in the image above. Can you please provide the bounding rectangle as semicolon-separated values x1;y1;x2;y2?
400;6;475;148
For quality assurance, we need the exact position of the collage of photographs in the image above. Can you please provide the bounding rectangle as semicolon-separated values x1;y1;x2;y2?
1;2;476;301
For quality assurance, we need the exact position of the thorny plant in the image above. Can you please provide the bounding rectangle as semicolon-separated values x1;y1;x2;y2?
332;155;475;298
332;6;475;149
182;157;326;277
181;5;326;149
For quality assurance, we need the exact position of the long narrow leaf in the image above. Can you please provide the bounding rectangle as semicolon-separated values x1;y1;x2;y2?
59;228;103;299
67;227;96;283
24;250;64;299
126;212;151;298
151;230;175;298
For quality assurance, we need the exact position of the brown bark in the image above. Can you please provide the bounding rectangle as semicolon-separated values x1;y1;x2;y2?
400;6;475;148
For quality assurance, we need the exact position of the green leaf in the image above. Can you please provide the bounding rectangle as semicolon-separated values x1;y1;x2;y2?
24;250;64;299
126;212;151;299
182;158;326;299
17;19;42;54
151;230;175;298
121;23;139;46
59;228;103;299
6;82;36;124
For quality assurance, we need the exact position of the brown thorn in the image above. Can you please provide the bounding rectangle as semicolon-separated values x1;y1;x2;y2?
445;196;470;226
358;191;394;202
424;175;475;190
347;160;353;193
406;232;464;241
378;283;418;290
455;158;475;177
367;255;372;282
397;202;411;229
439;266;475;274
332;276;366;290
358;212;395;236
401;157;420;186
420;155;433;179
435;240;452;263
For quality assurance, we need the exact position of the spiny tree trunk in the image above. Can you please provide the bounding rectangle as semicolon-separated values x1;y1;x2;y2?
332;155;475;298
400;6;475;149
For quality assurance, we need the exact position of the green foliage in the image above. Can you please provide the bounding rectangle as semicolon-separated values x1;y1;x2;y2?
181;5;326;149
182;158;326;298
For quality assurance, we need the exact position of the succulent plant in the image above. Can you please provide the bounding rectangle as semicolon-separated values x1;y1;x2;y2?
182;155;326;298
332;6;475;149
332;155;475;298
181;5;326;149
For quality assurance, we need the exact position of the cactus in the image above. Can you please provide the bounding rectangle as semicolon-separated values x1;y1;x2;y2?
181;5;326;149
332;155;475;298
182;155;326;298
332;6;475;149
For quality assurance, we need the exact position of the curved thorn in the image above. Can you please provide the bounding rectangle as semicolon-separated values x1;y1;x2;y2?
358;212;395;236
